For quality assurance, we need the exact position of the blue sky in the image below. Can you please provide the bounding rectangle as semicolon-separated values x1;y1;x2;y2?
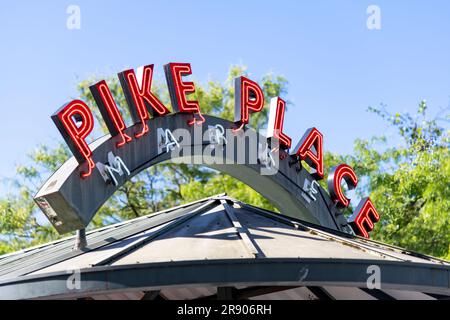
0;1;449;195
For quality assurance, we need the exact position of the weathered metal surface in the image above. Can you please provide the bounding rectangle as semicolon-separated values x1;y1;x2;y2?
0;198;215;280
34;113;350;234
0;195;448;300
0;258;449;300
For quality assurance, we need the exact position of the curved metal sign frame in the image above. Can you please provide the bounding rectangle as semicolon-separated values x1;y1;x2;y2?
35;113;351;234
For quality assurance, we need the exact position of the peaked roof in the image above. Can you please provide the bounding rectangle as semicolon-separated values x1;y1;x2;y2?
0;194;449;300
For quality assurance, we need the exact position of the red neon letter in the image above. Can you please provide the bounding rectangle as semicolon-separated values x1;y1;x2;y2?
118;65;170;138
164;62;204;126
90;80;132;148
327;164;358;208
234;76;265;130
52;100;95;178
349;198;380;238
290;127;324;179
267;97;292;149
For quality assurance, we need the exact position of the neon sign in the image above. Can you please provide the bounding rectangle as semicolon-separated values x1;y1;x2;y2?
118;64;171;138
46;62;380;238
90;80;132;147
52;100;95;178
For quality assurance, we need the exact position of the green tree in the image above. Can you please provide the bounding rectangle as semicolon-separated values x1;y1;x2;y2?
323;101;450;259
0;67;448;260
0;144;69;253
362;102;449;259
0;65;286;254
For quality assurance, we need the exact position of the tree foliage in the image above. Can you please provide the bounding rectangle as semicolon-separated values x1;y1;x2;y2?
354;102;449;259
0;65;285;253
0;67;448;260
323;101;450;259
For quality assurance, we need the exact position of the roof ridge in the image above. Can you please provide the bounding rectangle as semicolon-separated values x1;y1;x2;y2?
0;193;228;260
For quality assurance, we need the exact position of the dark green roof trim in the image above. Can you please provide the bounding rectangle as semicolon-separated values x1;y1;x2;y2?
0;258;448;300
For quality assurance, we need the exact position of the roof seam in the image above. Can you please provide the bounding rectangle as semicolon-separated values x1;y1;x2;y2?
91;199;220;266
221;200;262;258
0;200;217;280
0;193;227;261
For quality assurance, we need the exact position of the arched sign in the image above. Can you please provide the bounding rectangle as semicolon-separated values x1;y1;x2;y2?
34;62;380;238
